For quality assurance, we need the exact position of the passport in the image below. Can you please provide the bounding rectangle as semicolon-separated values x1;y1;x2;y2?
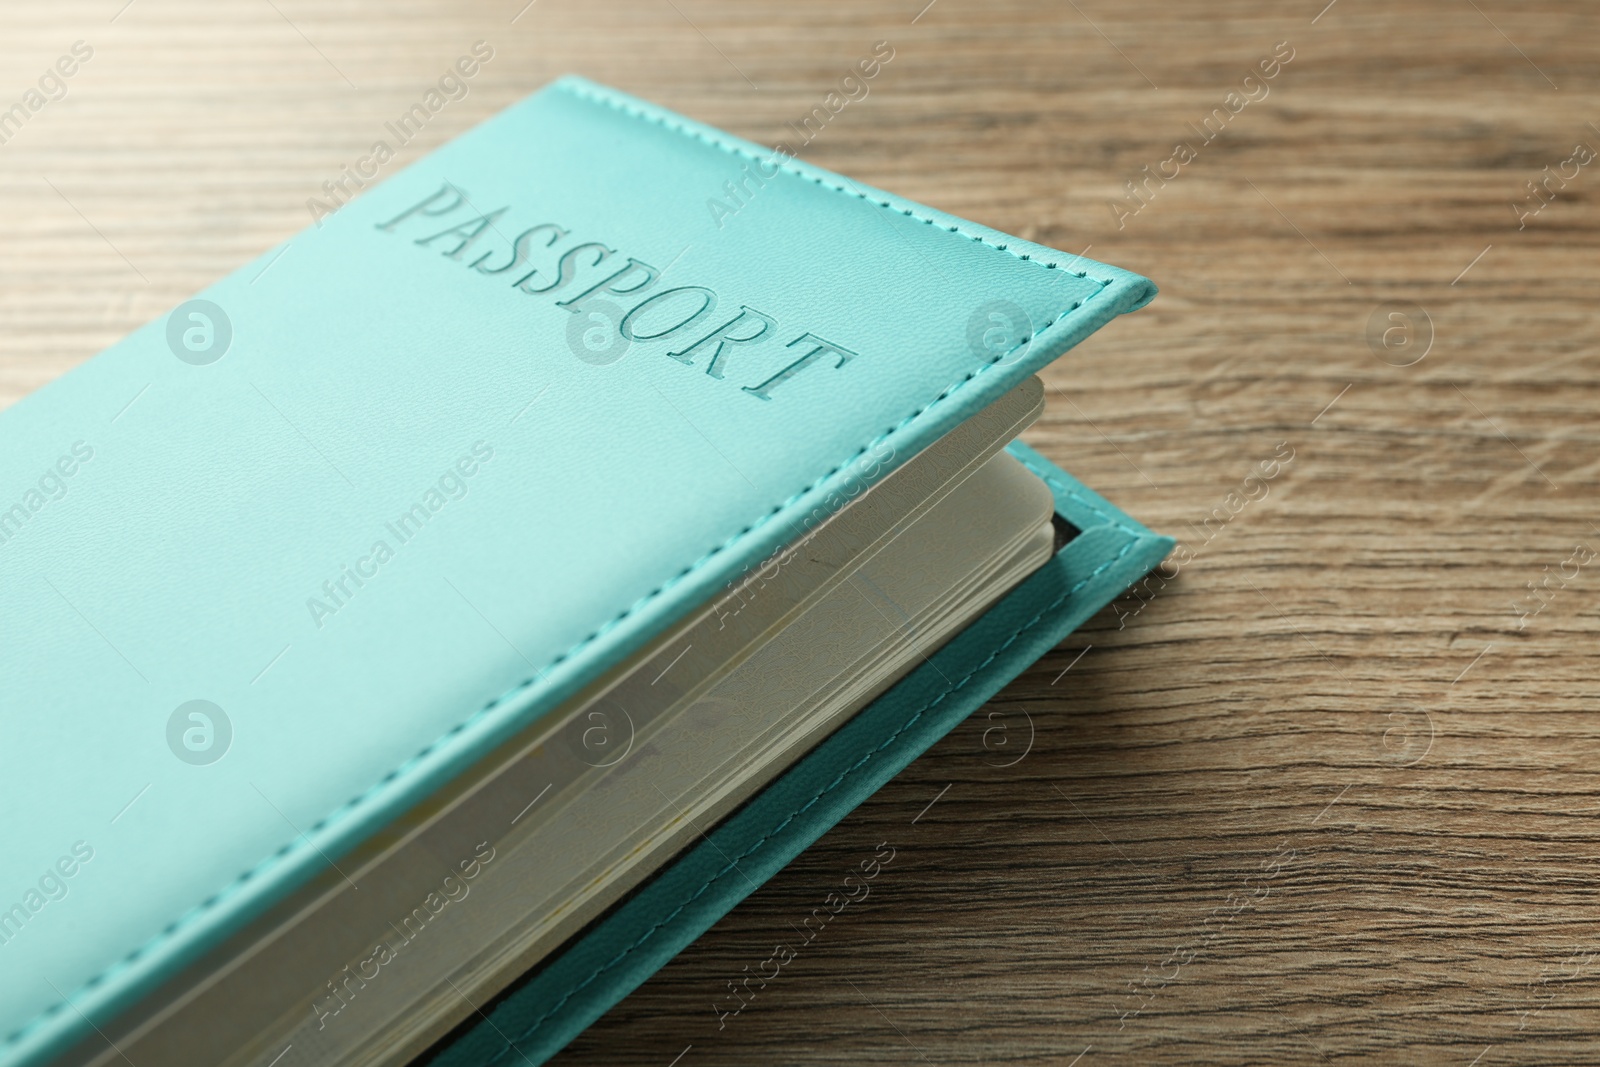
0;76;1170;1067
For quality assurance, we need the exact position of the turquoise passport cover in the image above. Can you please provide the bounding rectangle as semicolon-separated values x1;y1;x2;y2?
0;76;1159;1066
426;441;1171;1066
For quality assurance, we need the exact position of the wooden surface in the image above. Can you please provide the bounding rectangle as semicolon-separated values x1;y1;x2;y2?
5;1;1598;1063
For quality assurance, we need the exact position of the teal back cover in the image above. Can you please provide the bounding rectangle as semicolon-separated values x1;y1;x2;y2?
0;76;1153;1064
427;442;1173;1066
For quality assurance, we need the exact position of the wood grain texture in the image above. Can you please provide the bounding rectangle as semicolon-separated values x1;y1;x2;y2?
4;1;1597;1063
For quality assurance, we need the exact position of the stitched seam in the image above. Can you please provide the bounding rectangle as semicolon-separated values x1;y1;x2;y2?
477;529;1144;1066
555;80;1120;283
1;86;1129;1052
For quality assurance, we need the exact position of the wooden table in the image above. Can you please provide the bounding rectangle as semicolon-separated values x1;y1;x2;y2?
4;1;1596;1063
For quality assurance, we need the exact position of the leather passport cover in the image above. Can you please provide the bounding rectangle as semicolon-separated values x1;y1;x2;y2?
426;441;1172;1066
0;76;1160;1066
